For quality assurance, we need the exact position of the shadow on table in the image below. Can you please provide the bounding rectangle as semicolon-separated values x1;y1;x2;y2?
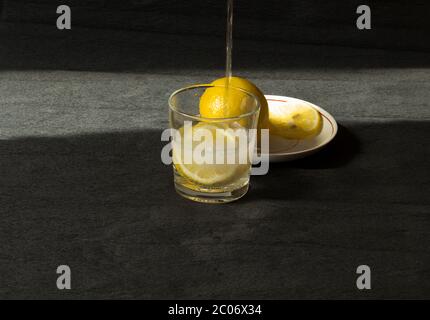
0;124;369;209
280;124;361;170
0;129;173;210
244;124;361;202
3;121;429;208
2;21;430;73
245;120;430;203
1;122;429;299
0;125;360;211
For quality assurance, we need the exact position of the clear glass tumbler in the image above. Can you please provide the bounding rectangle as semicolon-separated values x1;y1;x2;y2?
168;84;260;203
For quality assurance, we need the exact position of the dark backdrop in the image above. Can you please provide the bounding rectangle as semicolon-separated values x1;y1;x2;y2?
1;0;430;300
2;0;430;50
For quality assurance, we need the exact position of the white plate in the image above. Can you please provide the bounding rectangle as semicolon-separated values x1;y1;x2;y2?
263;95;338;162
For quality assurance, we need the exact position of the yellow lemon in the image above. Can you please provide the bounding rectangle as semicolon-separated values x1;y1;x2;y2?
269;101;323;139
173;122;249;186
199;77;269;129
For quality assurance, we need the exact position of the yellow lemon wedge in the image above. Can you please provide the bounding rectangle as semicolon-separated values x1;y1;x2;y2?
199;77;269;129
172;123;249;186
268;101;323;140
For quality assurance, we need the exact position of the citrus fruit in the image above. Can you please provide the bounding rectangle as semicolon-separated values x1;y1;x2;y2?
172;122;249;186
268;100;323;139
199;77;269;129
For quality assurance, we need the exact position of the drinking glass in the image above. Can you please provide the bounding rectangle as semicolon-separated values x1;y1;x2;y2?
168;84;260;203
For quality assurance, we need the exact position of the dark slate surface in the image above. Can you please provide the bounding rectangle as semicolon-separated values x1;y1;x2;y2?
1;121;429;299
0;1;430;298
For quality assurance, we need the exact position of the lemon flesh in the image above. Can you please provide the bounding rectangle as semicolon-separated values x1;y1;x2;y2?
199;77;269;129
269;101;323;140
173;123;249;186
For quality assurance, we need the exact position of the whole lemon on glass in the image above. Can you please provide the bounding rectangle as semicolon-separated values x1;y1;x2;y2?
199;77;269;129
199;76;322;140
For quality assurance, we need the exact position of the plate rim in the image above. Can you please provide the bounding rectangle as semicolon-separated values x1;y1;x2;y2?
264;95;338;157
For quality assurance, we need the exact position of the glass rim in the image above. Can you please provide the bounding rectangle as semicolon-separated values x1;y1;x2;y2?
168;84;261;122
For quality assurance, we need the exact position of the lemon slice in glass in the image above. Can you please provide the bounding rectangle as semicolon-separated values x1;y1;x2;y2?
172;123;249;186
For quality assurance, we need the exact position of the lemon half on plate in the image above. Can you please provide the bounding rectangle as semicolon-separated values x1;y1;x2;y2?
264;95;338;162
269;100;323;140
